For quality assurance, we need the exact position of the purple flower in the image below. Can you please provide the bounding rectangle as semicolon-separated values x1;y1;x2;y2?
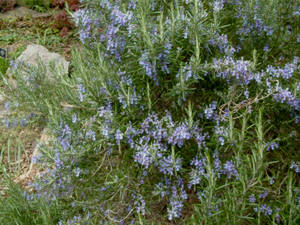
266;141;279;151
158;42;172;74
244;88;249;99
133;194;146;216
54;153;64;169
167;179;187;220
86;130;96;141
290;162;300;173
115;129;123;145
213;152;222;178
9;60;19;70
125;122;138;148
223;160;239;179
101;125;110;139
168;198;184;220
266;59;298;80
19;118;27;127
72;9;93;44
77;84;86;102
249;194;256;203
213;0;224;12
190;156;207;185
134;144;155;168
59;124;72;150
263;44;270;52
111;7;132;26
4;101;10;110
128;0;137;10
215;124;229;146
168;122;191;147
158;155;182;175
264;26;274;36
194;131;208;149
211;56;254;85
260;204;273;216
139;51;158;85
72;113;77;123
204;101;217;120
259;190;268;199
273;86;299;110
74;168;81;177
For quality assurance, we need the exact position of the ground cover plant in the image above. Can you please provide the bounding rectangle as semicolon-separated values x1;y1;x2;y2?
0;0;300;224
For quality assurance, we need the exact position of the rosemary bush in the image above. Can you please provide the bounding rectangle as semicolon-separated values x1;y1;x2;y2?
2;0;300;224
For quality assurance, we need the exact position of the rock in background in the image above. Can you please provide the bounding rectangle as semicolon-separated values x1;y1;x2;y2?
0;6;52;19
8;44;69;83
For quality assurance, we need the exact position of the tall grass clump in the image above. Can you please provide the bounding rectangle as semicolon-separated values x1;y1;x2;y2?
1;0;300;224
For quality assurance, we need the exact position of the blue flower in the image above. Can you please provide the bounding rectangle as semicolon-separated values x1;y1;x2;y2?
4;101;10;110
77;84;86;102
249;194;256;203
223;160;239;179
168;122;191;147
259;190;268;199
115;129;123;145
213;0;224;12
290;162;300;173
265;141;279;151
139;51;158;85
158;155;182;175
260;204;273;216
86;130;96;141
72;113;77;123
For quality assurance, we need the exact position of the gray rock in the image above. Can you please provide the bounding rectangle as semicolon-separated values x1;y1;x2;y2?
0;6;52;19
9;44;69;81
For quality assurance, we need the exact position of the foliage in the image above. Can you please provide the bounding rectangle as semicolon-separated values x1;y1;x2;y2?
24;0;52;8
2;0;300;224
23;0;52;9
0;177;62;225
52;0;81;37
0;0;16;13
0;57;9;75
0;17;75;58
52;0;80;11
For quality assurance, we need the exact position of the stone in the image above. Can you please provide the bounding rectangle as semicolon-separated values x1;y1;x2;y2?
0;6;52;19
8;44;69;82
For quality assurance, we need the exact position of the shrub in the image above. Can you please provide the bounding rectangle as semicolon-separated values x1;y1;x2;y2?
52;0;80;11
0;0;15;12
52;0;81;37
24;0;52;8
4;0;300;224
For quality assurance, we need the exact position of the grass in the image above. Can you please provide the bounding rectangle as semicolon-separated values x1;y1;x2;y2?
0;176;62;225
0;57;9;74
0;16;78;60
